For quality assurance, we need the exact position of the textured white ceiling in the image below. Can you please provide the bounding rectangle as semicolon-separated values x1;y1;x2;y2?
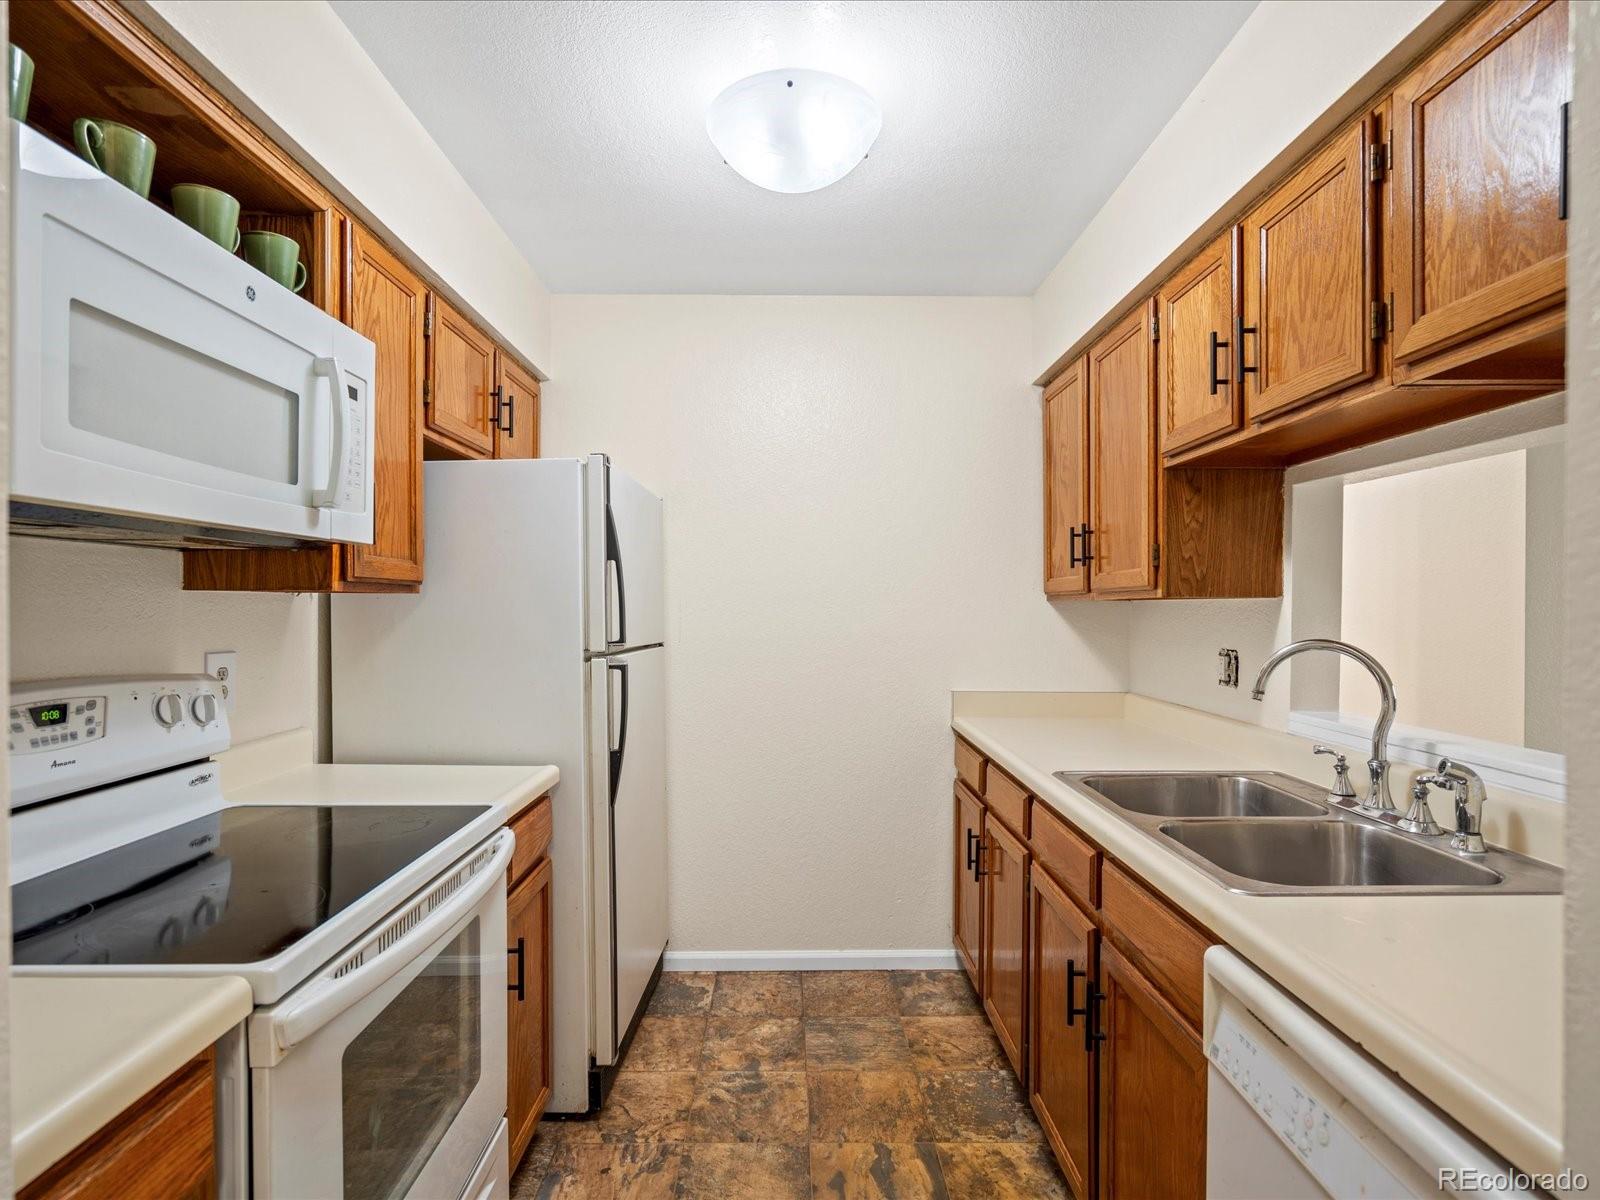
331;0;1257;295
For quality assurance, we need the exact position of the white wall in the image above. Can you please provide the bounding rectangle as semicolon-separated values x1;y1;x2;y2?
133;0;551;374
545;295;1128;953
1565;0;1600;1183
8;539;318;746
1030;0;1454;382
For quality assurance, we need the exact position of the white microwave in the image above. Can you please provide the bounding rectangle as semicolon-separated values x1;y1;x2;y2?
10;122;375;548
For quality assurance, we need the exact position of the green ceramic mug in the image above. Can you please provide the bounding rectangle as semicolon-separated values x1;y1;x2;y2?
73;118;156;198
241;230;307;294
172;184;241;252
9;44;33;123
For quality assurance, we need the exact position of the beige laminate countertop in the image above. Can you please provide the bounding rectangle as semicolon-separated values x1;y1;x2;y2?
11;975;253;1190
952;691;1563;1178
224;761;559;817
11;758;558;1190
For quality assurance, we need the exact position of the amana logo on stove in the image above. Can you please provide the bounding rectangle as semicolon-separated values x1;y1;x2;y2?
48;758;76;769
189;772;214;787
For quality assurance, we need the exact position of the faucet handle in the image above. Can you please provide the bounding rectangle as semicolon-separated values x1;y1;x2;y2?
1397;777;1445;836
1312;745;1357;801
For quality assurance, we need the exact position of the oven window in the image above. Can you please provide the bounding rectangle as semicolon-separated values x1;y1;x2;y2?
342;919;482;1200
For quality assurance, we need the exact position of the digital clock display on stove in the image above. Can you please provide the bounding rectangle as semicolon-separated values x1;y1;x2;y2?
28;704;68;728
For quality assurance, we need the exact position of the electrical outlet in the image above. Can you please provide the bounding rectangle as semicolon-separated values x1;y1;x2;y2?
1218;648;1240;689
205;651;239;713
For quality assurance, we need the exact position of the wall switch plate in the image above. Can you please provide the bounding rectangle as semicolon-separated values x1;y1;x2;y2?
1218;648;1240;689
205;651;239;713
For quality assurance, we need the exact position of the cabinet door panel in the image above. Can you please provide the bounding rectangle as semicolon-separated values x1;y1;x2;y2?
507;858;553;1170
982;815;1030;1080
494;353;541;460
1088;303;1158;594
1044;355;1090;596
954;784;985;995
1243;120;1376;421
1097;943;1206;1200
1029;867;1096;1200
427;295;495;455
1392;0;1569;363
343;222;425;585
1158;229;1240;454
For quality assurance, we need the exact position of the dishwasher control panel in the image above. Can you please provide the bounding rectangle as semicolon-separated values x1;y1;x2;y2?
1209;1006;1413;1197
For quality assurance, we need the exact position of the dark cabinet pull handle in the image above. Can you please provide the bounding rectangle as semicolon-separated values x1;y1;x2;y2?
1066;961;1089;1027
504;393;517;441
1208;330;1230;395
1068;525;1081;568
508;936;526;1001
1235;317;1258;384
1084;983;1108;1052
488;386;505;431
965;828;979;873
1078;524;1094;564
1560;100;1571;221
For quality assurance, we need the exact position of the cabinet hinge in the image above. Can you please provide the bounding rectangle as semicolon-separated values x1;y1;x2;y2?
1150;315;1160;342
1152;543;1161;569
422;379;431;406
423;302;434;338
1369;299;1389;341
1368;141;1389;182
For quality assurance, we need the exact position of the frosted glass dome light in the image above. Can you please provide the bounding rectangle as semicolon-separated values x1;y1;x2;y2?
706;69;881;194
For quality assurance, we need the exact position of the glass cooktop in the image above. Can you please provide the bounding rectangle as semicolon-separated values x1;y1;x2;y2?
12;805;488;968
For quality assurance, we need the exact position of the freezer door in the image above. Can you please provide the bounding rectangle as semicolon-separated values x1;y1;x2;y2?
587;646;668;1063
586;456;666;653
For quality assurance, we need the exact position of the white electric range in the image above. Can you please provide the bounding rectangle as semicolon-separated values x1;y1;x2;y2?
10;675;512;1200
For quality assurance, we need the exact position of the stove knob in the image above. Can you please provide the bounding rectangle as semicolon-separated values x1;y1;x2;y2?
191;694;219;727
153;693;185;728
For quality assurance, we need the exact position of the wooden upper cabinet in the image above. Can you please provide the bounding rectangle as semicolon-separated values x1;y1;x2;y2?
1043;356;1090;596
1096;943;1207;1200
1088;302;1158;594
343;222;425;586
1242;117;1378;423
1029;866;1097;1200
982;814;1030;1081
426;295;496;456
494;353;541;460
1158;229;1241;454
953;784;985;994
507;857;553;1171
1391;0;1569;367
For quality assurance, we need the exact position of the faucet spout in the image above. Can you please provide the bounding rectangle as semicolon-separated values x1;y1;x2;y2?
1250;638;1398;813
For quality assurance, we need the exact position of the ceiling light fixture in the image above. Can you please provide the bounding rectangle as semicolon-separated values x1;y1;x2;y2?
706;68;881;194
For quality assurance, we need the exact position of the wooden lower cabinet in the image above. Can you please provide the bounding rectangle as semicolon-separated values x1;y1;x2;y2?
1029;866;1098;1200
507;856;554;1171
981;813;1030;1080
953;783;985;993
1096;943;1207;1200
21;1050;215;1200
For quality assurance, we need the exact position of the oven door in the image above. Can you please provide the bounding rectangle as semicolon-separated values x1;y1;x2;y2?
248;830;511;1200
11;123;374;546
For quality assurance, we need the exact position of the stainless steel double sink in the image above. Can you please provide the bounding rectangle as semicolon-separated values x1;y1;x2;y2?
1052;771;1563;895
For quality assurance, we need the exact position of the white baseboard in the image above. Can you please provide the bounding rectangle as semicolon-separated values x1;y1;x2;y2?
662;949;961;973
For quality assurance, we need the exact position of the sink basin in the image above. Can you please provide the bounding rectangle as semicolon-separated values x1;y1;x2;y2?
1066;773;1328;819
1159;819;1504;890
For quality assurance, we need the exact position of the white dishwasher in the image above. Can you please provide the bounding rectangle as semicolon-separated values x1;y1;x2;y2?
1203;947;1542;1199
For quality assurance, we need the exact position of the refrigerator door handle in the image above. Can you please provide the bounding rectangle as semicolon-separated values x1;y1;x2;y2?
608;659;630;803
605;503;627;647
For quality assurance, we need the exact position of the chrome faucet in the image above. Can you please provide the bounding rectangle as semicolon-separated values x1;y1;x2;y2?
1250;639;1398;813
1416;759;1488;855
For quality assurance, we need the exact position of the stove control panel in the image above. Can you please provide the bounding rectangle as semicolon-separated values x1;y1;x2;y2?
9;675;230;810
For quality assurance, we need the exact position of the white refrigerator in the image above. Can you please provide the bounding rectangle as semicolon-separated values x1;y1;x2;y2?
331;454;667;1113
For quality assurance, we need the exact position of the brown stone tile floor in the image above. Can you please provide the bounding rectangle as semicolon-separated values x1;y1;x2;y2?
511;970;1071;1199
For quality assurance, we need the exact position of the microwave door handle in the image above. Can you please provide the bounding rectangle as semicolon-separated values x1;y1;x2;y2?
259;829;513;1061
311;356;352;509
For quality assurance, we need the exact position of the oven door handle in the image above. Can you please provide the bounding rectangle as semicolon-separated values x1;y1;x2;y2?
253;829;514;1065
